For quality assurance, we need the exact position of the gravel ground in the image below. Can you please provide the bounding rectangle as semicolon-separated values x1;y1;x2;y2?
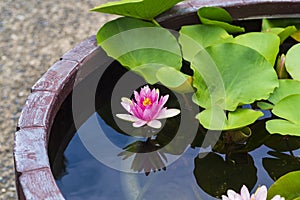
0;0;115;199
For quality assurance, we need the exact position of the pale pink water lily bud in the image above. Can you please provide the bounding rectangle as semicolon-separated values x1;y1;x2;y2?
222;185;285;200
116;85;180;129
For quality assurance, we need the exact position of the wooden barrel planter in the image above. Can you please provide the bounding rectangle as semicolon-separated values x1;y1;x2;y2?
14;0;300;199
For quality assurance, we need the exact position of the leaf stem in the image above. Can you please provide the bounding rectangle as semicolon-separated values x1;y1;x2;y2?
152;19;161;27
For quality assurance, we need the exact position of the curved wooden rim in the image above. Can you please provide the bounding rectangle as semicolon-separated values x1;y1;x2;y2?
14;0;300;199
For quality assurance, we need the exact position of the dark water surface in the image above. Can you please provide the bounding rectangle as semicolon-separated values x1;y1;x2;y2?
53;112;298;200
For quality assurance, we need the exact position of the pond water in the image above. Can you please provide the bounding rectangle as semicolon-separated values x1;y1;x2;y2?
53;112;300;200
49;55;300;199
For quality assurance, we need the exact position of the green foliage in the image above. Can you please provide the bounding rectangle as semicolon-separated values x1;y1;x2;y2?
262;18;298;43
197;7;245;33
267;94;300;136
196;107;263;130
191;43;278;111
90;0;184;21
97;17;182;84
179;24;233;62
285;44;300;80
268;79;300;105
267;171;300;200
233;32;280;65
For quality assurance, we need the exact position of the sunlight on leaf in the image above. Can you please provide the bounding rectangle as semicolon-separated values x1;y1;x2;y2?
192;43;278;111
233;32;280;65
90;0;184;21
267;94;300;136
196;107;263;130
97;17;182;84
262;18;298;43
285;44;300;81
156;67;194;93
179;24;233;62
292;30;300;42
268;79;300;105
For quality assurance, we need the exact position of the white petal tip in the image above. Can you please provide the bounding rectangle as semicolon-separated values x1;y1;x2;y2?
157;109;180;119
147;120;162;129
116;114;138;122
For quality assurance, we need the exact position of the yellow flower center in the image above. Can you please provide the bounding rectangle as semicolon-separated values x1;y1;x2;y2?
143;98;152;107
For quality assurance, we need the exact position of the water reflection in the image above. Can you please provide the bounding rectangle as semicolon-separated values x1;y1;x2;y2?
118;139;167;176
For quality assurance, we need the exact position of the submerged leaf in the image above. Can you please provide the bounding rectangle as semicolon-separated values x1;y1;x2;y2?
194;152;257;198
192;43;278;111
90;0;183;21
197;7;245;33
263;151;300;181
97;17;182;84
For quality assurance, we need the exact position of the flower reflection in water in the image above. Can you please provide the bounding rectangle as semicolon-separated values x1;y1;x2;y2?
118;138;167;176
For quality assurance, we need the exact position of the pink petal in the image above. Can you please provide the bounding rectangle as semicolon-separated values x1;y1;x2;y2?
142;108;153;121
121;97;132;113
147;120;162;129
133;120;147;127
240;185;250;200
130;103;143;119
150;102;163;119
151;88;158;102
160;94;169;106
252;185;267;200
116;114;139;122
134;91;141;103
157;108;180;119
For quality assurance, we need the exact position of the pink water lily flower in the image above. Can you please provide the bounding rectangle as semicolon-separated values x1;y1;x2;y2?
222;185;285;200
116;85;180;129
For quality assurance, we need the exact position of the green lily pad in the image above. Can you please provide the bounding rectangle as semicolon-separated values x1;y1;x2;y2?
233;32;280;65
90;0;183;21
97;17;182;84
292;30;300;42
267;170;300;200
262;18;300;30
179;24;233;62
257;102;274;110
192;43;279;111
196;107;263;130
156;67;193;92
266;94;300;136
268;79;300;105
262;19;298;43
285;44;300;81
197;7;245;34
